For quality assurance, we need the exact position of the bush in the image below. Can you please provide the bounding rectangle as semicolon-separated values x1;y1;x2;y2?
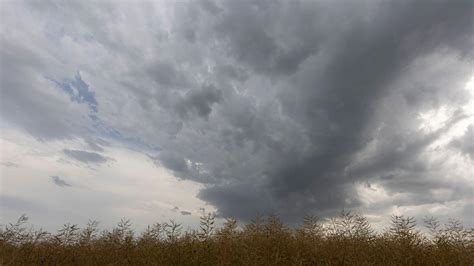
1;212;472;265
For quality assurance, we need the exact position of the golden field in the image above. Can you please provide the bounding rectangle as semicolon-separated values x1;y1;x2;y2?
1;212;473;265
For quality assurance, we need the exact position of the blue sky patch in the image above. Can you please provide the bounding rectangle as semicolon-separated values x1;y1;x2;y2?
49;72;98;112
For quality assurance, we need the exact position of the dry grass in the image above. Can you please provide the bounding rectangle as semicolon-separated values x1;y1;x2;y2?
1;211;473;265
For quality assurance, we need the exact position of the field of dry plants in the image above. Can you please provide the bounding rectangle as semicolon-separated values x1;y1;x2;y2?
1;211;473;265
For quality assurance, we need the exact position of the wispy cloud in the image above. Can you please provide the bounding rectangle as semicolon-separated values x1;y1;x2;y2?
51;176;72;187
0;162;18;168
63;149;108;164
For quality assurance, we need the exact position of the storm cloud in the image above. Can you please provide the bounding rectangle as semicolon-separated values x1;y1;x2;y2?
1;0;473;225
145;0;473;221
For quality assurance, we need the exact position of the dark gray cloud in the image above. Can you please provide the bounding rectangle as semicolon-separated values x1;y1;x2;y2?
180;211;192;216
51;176;72;187
63;149;108;164
211;0;322;76
154;0;473;222
176;85;223;119
147;61;190;89
157;152;188;173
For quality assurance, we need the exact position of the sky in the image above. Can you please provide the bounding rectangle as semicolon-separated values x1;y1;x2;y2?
1;0;473;232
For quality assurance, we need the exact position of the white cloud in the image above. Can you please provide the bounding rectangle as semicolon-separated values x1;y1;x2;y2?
0;128;214;231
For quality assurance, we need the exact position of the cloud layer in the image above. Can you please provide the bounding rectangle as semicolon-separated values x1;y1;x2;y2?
1;0;473;226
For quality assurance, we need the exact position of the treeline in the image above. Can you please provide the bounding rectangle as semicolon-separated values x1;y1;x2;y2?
1;212;473;265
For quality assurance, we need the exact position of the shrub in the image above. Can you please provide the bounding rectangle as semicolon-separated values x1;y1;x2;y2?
1;212;472;265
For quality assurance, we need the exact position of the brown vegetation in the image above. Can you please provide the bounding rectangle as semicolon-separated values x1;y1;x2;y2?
1;211;473;265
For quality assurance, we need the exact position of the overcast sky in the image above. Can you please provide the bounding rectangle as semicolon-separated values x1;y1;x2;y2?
1;0;473;231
